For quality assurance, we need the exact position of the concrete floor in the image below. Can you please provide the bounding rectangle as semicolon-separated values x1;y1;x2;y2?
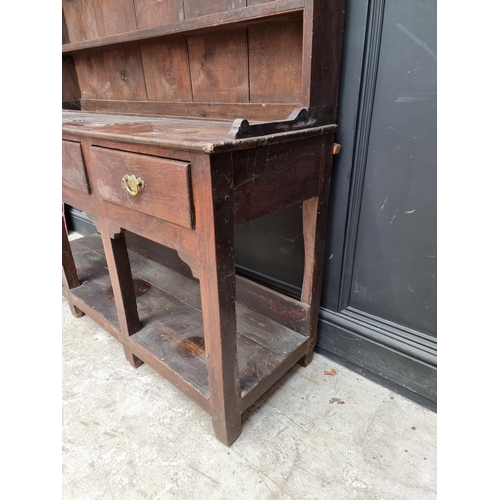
62;291;436;499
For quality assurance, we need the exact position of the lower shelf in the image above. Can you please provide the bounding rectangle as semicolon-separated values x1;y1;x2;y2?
68;234;309;412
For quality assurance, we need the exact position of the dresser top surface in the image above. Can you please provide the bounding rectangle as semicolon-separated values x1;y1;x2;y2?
62;111;336;154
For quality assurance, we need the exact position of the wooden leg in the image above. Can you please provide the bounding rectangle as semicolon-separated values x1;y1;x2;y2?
62;219;83;318
100;228;143;368
299;138;334;366
193;154;241;445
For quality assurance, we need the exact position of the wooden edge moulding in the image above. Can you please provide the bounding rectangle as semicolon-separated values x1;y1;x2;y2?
62;0;346;445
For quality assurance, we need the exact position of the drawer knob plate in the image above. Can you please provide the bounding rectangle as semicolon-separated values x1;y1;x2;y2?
122;174;145;196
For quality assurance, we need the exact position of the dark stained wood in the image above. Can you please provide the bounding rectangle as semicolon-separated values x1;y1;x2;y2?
62;0;99;42
62;221;83;317
190;153;241;445
62;185;95;215
231;136;323;224
248;17;303;103
63;9;70;44
90;146;194;229
62;110;336;153
63;56;81;103
81;137;143;367
127;291;210;397
69;290;122;341
228;107;336;139
62;3;304;55
74;47;147;101
80;100;297;121
302;0;346;116
299;135;335;365
62;0;345;446
134;0;185;29
140;41;193;102
236;304;306;358
70;270;119;330
188;30;249;103
237;334;282;397
183;0;245;19
236;275;310;336
62;140;90;194
124;231;194;279
103;200;199;257
241;341;308;411
93;0;137;37
177;251;200;279
90;138;191;162
70;234;308;417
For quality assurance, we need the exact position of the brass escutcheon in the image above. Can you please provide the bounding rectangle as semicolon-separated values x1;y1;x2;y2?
122;174;145;196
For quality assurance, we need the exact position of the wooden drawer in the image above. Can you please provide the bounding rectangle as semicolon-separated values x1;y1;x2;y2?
62;140;90;194
91;147;194;229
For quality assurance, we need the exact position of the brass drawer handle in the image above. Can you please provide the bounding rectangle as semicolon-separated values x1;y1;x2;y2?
122;174;145;196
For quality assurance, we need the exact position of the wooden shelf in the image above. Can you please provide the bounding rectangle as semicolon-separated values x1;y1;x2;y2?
69;235;309;412
62;0;304;55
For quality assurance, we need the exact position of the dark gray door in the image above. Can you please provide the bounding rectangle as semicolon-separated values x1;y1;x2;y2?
235;0;437;407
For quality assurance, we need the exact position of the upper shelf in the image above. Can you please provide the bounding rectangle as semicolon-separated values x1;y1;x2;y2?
62;0;304;55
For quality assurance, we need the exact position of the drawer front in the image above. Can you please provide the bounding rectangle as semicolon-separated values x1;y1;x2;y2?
91;147;194;229
62;140;90;194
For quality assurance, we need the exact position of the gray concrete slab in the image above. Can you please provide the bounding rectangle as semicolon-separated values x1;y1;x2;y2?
62;297;437;499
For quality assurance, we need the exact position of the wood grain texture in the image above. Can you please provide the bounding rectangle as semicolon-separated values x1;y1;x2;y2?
134;0;184;29
141;40;193;102
62;1;304;54
80;99;296;120
303;0;346;115
300;134;335;365
93;0;137;36
91;146;194;229
62;140;90;194
236;275;310;336
71;234;308;420
232;137;323;224
183;0;245;19
89;138;190;161
103;199;199;256
63;55;81;103
62;221;83;317
191;153;241;445
81;137;143;367
188;30;249;103
248;17;303;103
124;231;194;278
62;0;99;42
74;47;147;100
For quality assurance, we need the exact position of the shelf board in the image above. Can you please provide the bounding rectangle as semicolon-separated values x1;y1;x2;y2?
69;234;308;407
62;0;304;55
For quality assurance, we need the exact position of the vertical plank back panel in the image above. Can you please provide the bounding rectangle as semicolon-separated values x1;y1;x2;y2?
63;9;70;44
93;0;137;37
141;41;193;102
134;0;185;29
183;0;245;19
248;17;303;103
75;48;147;100
63;56;82;102
74;52;107;100
187;30;249;103
62;0;99;42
